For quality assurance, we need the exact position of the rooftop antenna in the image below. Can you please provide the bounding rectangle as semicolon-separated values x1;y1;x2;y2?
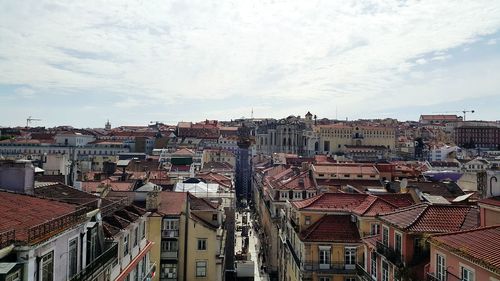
251;108;254;119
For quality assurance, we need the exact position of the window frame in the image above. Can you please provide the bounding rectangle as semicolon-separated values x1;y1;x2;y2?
460;263;475;281
196;261;207;277
68;237;78;278
197;238;207;251
436;253;446;281
382;225;389;246
394;231;402;255
41;251;54;281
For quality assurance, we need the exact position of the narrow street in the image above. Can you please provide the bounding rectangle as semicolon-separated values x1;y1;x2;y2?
235;210;270;281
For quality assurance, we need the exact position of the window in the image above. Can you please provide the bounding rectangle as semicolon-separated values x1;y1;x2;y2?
160;263;177;279
436;254;446;281
370;223;379;235
161;240;178;252
134;227;139;247
89;227;98;261
371;251;377;278
382;226;389;246
6;269;21;281
141;221;146;239
281;191;289;199
461;266;474;281
196;261;207;277
212;213;218;221
344;247;356;268
305;216;311;225
197;239;207;250
68;238;78;278
395;232;402;255
163;219;179;230
319;278;330;281
124;234;129;256
319;248;331;269
41;251;54;281
344;278;355;281
382;260;389;281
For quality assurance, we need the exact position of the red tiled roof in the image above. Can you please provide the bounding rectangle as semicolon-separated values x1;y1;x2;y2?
420;115;460;121
0;191;78;242
376;193;416;208
158;192;187;215
353;196;397;216
300;215;361;243
189;193;218;210
169;165;191;172
274;171;316;191
430;225;500;274
312;164;379;175
291;193;368;212
379;203;479;233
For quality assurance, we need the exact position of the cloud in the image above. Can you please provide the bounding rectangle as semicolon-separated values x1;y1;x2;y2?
0;0;500;125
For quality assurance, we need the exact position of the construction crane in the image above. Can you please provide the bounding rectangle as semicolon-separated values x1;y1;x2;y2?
431;109;475;121
26;116;41;128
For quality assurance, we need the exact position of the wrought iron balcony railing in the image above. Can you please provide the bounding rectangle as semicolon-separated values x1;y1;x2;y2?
70;242;118;281
302;261;357;274
376;241;403;266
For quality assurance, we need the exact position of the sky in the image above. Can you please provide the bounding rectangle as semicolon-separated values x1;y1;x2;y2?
0;0;500;128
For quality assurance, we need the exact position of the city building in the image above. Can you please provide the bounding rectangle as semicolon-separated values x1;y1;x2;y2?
427;226;500;281
455;121;500;149
359;203;479;281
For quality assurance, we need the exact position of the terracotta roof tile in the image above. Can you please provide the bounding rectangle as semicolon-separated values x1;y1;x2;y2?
376;193;416;208
379;203;479;233
158;192;187;216
291;193;368;212
300;215;361;243
0;191;79;242
431;225;500;274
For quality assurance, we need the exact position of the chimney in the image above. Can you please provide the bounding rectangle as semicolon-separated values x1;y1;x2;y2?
146;190;160;211
0;160;35;195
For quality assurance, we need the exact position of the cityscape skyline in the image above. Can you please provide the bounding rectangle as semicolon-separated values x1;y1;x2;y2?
1;1;500;127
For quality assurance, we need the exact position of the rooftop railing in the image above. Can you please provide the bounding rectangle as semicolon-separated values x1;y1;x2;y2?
0;229;15;248
27;208;87;244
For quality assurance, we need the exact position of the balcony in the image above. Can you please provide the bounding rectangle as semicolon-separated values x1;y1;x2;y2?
302;262;357;274
355;263;372;281
408;249;430;266
376;241;403;266
426;271;461;281
160;250;178;259
70;242;118;281
162;229;179;238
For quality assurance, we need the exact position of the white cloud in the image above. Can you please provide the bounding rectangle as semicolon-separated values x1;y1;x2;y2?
0;0;500;122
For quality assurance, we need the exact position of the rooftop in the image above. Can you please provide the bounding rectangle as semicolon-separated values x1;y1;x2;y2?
0;190;81;242
379;203;479;233
430;225;500;274
300;215;360;243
